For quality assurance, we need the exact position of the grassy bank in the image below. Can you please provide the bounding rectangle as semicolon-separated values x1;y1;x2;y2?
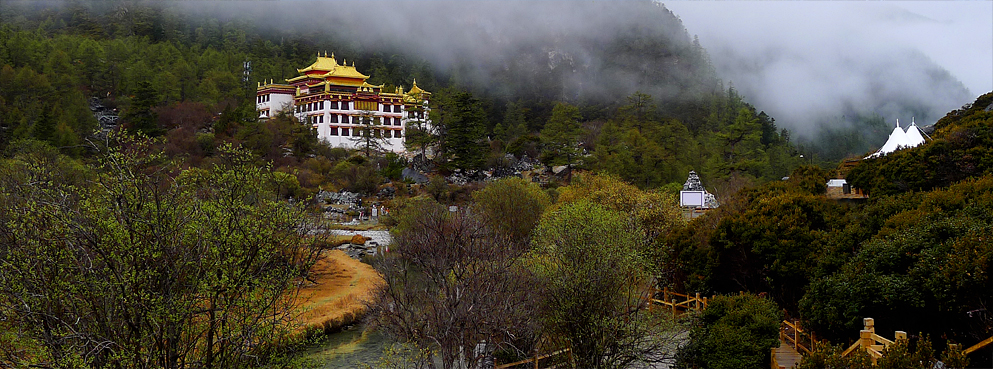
292;249;384;338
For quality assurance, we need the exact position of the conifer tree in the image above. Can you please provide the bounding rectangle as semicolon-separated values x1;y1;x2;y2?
124;80;161;136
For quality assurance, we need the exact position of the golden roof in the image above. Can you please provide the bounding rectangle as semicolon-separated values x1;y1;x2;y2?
403;80;431;102
407;79;427;95
357;81;384;93
321;63;369;80
297;53;339;73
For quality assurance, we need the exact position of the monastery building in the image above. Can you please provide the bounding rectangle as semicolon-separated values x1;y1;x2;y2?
256;52;430;152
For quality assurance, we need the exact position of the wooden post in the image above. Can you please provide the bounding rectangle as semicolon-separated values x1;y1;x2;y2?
672;299;677;318
794;321;799;350
863;318;874;333
895;331;907;341
695;292;701;311
534;349;539;369
860;330;873;351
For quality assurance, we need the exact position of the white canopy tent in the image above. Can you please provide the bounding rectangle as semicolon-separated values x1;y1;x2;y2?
866;119;927;159
905;119;926;148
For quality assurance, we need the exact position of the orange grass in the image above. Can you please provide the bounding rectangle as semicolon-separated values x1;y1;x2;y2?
291;249;384;336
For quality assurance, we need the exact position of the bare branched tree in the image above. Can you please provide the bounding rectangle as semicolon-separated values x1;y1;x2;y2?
371;200;540;369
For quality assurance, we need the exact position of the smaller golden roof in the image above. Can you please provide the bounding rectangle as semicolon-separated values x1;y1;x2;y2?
403;80;431;102
297;52;339;73
322;63;369;80
407;79;427;95
357;81;384;93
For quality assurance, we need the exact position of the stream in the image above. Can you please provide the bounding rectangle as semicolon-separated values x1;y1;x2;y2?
302;231;393;368
299;324;390;368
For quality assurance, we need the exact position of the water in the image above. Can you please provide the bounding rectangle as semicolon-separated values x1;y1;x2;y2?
330;230;392;247
299;324;390;368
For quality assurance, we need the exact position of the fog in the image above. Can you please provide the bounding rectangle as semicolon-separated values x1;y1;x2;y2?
665;1;992;136
11;0;989;138
170;1;701;102
176;0;990;136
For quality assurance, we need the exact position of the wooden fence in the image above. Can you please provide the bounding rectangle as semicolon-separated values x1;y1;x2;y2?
648;287;709;315
494;347;574;369
963;335;993;355
839;318;902;364
780;320;816;355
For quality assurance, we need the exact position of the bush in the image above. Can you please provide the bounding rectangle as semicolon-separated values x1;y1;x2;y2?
677;294;782;369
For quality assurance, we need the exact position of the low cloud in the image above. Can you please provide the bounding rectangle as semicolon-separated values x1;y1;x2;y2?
665;1;990;136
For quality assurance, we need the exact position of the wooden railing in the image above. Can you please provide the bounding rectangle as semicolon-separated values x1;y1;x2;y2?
781;320;816;355
964;335;993;355
840;318;905;364
648;287;709;315
495;347;574;369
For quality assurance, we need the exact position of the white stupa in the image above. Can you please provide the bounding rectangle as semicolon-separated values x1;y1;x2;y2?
905;118;926;148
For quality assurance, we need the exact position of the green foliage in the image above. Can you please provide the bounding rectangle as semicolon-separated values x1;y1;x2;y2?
664;169;842;307
380;152;407;181
471;177;551;245
124;80;163;136
0;135;323;368
539;102;584;166
794;343;873;369
530;200;673;368
676;294;782;369
556;172;684;244
495;100;528;145
433;88;487;172
848;92;993;196
329;156;384;195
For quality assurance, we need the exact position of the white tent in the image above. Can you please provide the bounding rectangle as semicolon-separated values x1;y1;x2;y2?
867;119;911;158
905;118;926;148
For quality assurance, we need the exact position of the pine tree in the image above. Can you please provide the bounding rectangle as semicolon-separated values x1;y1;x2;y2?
436;89;486;171
125;80;161;136
539;102;584;167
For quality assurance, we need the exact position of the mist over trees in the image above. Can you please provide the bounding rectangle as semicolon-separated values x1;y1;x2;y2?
8;2;992;368
0;0;804;189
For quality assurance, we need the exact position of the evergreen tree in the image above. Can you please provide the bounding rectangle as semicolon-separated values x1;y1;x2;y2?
124;80;161;136
498;100;528;144
435;89;486;172
539;102;584;167
712;107;765;176
31;105;57;145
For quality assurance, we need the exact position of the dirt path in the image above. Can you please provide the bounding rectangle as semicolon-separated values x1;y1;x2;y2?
292;250;383;333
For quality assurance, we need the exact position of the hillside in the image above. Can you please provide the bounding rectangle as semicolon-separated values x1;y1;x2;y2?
848;92;993;195
665;92;993;362
0;0;799;190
